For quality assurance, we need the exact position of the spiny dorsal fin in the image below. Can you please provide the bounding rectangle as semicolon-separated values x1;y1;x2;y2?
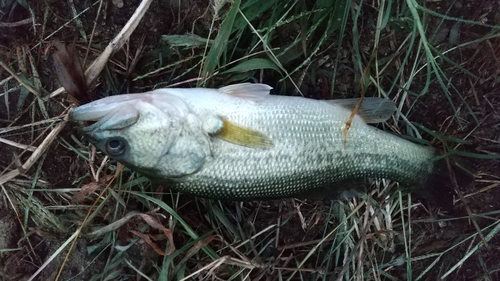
213;117;273;149
326;97;397;123
218;83;273;101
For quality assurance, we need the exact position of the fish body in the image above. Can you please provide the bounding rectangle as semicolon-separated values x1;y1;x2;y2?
69;83;436;200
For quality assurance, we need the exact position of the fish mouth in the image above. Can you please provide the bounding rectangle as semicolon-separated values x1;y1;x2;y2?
69;94;141;133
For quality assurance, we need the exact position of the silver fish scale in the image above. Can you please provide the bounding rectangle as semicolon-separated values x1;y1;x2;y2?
167;99;435;199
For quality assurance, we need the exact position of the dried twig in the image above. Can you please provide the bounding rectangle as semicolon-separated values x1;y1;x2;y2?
0;18;32;27
0;120;66;186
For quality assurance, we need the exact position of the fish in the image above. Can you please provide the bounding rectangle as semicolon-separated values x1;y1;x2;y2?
69;83;452;201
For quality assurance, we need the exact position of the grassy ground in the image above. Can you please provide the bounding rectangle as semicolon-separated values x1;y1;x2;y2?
1;0;500;280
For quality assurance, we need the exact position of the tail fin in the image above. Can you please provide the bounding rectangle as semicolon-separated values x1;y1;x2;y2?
416;157;475;211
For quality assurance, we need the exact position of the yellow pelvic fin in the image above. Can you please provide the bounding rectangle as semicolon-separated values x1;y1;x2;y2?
215;117;274;149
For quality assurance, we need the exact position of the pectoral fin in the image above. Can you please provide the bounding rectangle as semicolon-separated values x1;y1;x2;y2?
327;97;397;123
213;117;273;149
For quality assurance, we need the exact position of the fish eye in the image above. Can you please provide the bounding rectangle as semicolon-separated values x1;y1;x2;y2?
106;138;127;156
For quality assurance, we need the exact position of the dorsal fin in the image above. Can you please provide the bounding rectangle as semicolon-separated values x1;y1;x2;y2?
326;97;397;123
218;83;272;101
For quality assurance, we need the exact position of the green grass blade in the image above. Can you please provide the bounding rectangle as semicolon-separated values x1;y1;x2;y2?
200;0;241;80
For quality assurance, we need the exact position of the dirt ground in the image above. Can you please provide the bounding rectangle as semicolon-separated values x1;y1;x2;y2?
0;0;499;280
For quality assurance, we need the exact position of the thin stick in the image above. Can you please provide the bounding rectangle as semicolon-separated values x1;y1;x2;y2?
0;121;65;186
54;166;122;281
0;18;31;27
0;60;42;97
0;137;37;152
49;0;154;99
84;0;154;85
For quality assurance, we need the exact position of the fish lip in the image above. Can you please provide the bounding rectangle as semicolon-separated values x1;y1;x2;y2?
68;95;135;122
69;95;141;133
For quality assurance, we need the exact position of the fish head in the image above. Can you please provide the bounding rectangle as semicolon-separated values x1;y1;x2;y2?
69;93;199;177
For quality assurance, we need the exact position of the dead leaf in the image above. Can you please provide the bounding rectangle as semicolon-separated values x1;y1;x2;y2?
71;181;101;203
52;41;91;105
138;214;176;255
130;230;165;256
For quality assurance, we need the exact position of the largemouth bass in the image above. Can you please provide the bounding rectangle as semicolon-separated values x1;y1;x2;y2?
69;83;440;200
